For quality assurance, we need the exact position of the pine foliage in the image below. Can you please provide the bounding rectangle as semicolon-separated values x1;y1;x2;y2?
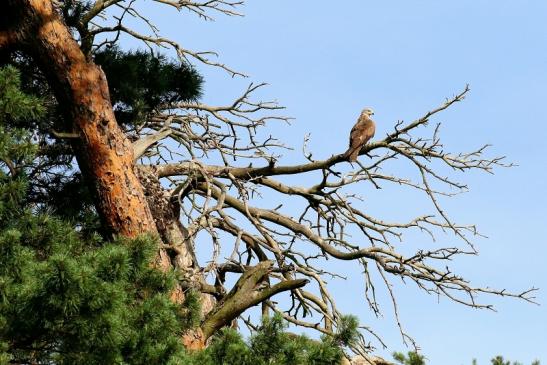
190;314;351;365
0;48;203;222
393;351;426;365
94;47;203;126
0;66;198;364
392;352;541;365
0;65;41;217
0;65;351;364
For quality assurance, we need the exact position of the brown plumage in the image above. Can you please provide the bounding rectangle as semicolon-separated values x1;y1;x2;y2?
345;107;376;162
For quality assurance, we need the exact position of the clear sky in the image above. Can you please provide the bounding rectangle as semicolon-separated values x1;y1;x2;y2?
134;1;546;364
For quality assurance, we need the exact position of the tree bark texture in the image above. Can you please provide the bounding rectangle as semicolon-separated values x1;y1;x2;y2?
1;0;215;348
3;0;157;238
136;166;216;315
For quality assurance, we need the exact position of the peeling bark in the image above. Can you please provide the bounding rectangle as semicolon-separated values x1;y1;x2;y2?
2;0;214;349
1;0;299;350
136;166;216;318
4;0;156;238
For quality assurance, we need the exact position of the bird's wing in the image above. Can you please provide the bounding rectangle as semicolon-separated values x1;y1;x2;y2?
350;127;366;148
350;118;375;148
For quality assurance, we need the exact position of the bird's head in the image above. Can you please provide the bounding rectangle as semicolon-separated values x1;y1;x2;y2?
361;107;375;117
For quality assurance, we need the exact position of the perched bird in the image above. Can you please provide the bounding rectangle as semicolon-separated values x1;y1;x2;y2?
344;107;376;162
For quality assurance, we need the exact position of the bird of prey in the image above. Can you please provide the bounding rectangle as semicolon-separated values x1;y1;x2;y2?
344;107;376;162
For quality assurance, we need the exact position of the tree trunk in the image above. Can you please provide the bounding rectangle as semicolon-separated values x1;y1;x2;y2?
4;0;158;237
136;166;216;315
1;0;213;348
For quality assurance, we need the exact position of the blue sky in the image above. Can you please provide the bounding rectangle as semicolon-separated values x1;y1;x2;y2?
134;1;546;363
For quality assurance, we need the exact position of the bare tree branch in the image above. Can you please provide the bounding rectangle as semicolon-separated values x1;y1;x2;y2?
132;87;534;354
49;1;534;356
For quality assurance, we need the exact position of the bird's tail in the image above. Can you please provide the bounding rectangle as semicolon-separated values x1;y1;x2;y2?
344;147;359;162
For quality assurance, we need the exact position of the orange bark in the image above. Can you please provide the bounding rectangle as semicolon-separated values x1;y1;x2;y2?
182;329;206;351
3;0;205;348
14;0;157;237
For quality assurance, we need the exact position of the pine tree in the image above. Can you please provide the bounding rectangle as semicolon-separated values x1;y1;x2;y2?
191;314;353;365
393;351;426;365
0;65;197;364
392;352;541;365
0;64;351;364
1;0;534;360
